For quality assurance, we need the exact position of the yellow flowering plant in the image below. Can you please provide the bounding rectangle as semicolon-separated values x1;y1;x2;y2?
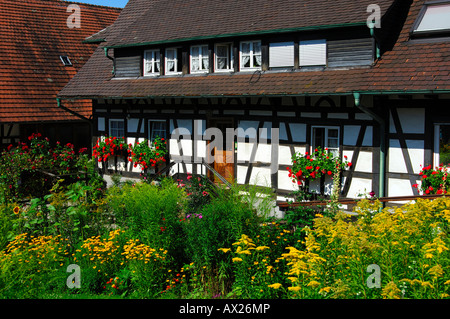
0;233;71;298
281;198;450;299
219;234;288;299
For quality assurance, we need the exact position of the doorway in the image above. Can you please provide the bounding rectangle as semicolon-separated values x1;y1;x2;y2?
206;118;235;184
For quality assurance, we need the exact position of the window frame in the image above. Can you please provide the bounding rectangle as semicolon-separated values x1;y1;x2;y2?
143;49;161;76
190;44;210;74
165;47;182;75
411;1;450;37
239;40;262;71
109;119;125;138
214;43;234;72
311;126;340;157
149;119;167;142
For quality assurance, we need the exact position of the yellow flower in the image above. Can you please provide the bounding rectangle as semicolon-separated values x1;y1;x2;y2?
217;248;231;253
232;257;243;263
13;206;20;215
268;283;282;289
288;286;301;292
255;246;270;251
307;280;320;288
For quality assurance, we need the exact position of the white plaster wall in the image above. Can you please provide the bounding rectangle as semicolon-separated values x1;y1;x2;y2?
249;167;272;187
347;177;373;198
355;151;373;173
388;178;414;197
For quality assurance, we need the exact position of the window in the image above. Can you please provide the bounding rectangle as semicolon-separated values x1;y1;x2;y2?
434;124;450;166
149;120;167;142
165;48;182;74
60;56;72;66
215;43;234;72
269;42;294;68
311;126;339;157
109;119;125;138
413;2;450;34
240;41;262;70
143;49;160;76
190;45;209;73
299;39;327;66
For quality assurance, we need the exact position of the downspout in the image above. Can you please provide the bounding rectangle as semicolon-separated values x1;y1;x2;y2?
369;24;381;60
353;92;386;198
104;47;115;75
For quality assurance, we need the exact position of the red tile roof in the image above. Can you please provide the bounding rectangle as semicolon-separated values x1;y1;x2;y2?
0;0;121;123
58;0;450;100
106;0;394;48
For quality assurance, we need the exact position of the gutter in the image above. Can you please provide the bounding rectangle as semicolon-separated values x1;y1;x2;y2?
353;92;386;199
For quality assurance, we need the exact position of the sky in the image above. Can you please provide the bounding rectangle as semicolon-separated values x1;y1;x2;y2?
73;0;128;8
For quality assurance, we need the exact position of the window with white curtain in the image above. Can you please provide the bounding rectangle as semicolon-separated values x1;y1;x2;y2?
215;43;234;72
190;45;209;73
240;40;261;71
143;49;160;76
165;48;182;75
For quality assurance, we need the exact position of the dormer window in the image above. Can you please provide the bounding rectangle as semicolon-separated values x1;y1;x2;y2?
165;47;182;75
299;39;326;67
240;40;261;71
143;49;160;76
190;45;209;73
269;42;294;69
412;1;450;36
215;43;234;72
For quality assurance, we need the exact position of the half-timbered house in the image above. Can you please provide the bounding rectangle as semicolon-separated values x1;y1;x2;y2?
58;0;450;202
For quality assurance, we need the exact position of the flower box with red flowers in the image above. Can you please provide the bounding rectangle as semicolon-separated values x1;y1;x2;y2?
128;137;167;173
414;164;449;195
288;146;351;186
93;136;128;163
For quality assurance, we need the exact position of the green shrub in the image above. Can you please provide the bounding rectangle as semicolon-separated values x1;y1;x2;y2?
106;179;187;265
